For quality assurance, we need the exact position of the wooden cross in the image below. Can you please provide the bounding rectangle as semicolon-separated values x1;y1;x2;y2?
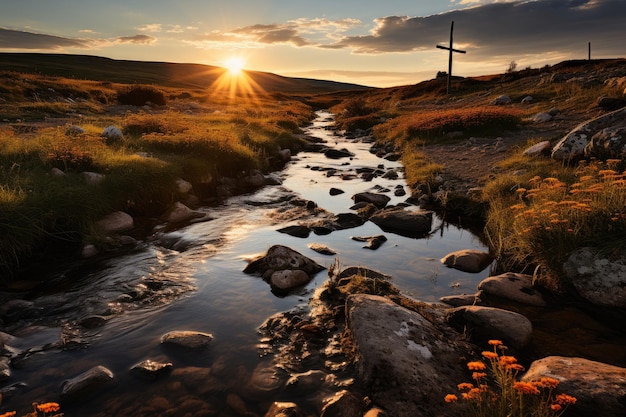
436;21;466;94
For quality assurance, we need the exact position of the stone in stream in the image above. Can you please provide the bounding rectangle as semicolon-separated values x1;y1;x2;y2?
61;365;114;400
265;402;301;417
320;390;363;417
160;330;214;349
308;243;337;255
477;272;547;306
324;148;355;159
277;225;311;238
130;359;173;380
270;270;311;291
351;235;387;250
244;245;326;277
369;208;432;237
352;192;390;209
440;249;493;273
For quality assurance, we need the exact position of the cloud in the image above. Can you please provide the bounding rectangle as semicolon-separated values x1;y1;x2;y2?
324;0;626;59
0;27;90;50
115;34;156;45
230;24;310;46
137;24;162;33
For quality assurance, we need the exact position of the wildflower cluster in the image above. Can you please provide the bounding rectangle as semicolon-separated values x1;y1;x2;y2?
445;340;576;417
502;160;626;273
0;402;62;417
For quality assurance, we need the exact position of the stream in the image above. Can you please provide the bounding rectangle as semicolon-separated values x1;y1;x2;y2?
0;111;491;416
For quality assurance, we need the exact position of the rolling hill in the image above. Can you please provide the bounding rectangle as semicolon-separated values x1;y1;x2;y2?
0;52;373;94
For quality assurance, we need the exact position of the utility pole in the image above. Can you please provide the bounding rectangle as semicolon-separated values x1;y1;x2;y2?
588;42;591;62
436;21;467;94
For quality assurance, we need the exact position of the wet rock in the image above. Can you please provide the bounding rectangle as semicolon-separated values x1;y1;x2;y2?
352;192;390;209
522;356;626;417
95;211;134;234
336;266;391;281
130;359;173;380
0;357;11;380
562;247;626;308
329;187;345;196
522;140;551;157
175;178;193;195
286;370;328;394
325;148;354;159
265;173;284;185
265;402;301;417
369;208;432;236
320;390;362;417
363;407;388;417
308;243;337;255
381;169;399;179
393;185;406;196
277;225;311;238
161;202;205;224
61;365;114;400
244;245;325;277
0;299;39;321
439;293;480;307
477;273;547;306
333;213;366;230
79;315;108;329
346;294;469;417
243;362;287;400
81;244;99;258
160;330;214;349
351;235;387;250
446;305;532;350
441;249;493;273
244;170;267;188
270;270;311;291
552;106;626;161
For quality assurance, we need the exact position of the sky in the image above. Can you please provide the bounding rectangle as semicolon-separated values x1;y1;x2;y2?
0;0;624;87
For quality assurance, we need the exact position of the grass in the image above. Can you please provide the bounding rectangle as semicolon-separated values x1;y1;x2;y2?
0;70;315;279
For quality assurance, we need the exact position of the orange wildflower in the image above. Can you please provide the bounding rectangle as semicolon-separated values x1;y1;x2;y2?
513;381;540;395
488;340;503;346
555;393;577;405
467;361;486;370
481;351;498;359
506;363;525;372
472;372;487;380
550;403;563;412
444;394;458;403
499;355;518;366
535;377;560;389
36;402;61;414
0;412;16;417
457;382;474;391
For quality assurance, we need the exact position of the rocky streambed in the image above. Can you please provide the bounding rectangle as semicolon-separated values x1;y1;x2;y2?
0;110;624;417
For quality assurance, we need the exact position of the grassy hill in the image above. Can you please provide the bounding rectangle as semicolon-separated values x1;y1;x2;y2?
0;52;372;94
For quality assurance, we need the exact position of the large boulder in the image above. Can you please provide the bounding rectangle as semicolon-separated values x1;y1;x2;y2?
95;211;134;235
562;247;626;308
584;126;626;160
521;356;626;417
346;294;469;417
446;305;533;350
369;208;432;236
161;202;205;224
61;365;114;400
551;106;626;161
243;245;325;278
441;249;493;273
160;330;214;349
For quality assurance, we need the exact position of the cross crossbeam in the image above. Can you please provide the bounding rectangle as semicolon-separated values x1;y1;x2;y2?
436;21;466;94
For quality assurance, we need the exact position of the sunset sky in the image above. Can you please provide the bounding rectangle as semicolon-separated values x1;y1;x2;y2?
1;0;624;87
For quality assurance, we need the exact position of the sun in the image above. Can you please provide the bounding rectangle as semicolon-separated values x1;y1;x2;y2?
224;57;245;75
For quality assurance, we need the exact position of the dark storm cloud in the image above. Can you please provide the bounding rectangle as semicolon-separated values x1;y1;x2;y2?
0;27;90;49
326;0;626;58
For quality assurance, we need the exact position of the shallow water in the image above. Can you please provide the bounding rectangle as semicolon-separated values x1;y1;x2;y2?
1;111;491;416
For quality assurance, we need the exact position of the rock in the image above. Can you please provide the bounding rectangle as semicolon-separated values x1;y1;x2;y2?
477;272;547;306
521;95;534;104
0;357;11;380
308;243;336;255
352;192;390;209
490;95;512;105
329;187;345;196
562;247;626;308
324;148;354;159
265;402;301;417
522;140;551;157
81;244;99;258
160;330;214;349
101;126;123;141
522;356;626;417
351;235;387;250
175;178;193;195
80;171;105;185
244;170;267;188
50;167;66;177
532;112;553;123
270;270;311;291
286;370;328;394
363;408;388;417
320;390;362;417
244;363;287;400
95;211;134;234
264;173;283;185
597;96;626;111
381;169;399;179
446;305;532;349
243;245;325;277
277;225;311;238
346;294;469;417
439;293;480;307
441;249;493;273
337;266;391;281
61;365;114;400
584;126;626;160
278;148;292;162
369;208;432;236
552;106;626;161
65;125;84;136
130;359;173;380
79;315;108;328
161;202;204;223
332;213;366;229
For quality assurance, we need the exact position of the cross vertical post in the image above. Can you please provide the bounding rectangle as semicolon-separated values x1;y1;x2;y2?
436;21;467;94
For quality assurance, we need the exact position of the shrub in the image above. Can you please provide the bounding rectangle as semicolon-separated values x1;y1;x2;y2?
117;85;167;106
